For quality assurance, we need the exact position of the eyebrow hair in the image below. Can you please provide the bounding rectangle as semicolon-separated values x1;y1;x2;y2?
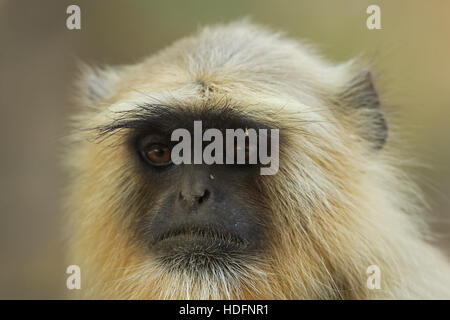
94;103;273;141
95;104;178;136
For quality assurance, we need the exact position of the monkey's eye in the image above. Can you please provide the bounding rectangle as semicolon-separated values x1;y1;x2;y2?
233;138;257;164
142;144;172;166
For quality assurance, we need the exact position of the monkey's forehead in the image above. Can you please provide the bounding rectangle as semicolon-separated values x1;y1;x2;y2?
84;21;364;131
104;21;353;113
132;21;349;91
103;85;328;128
107;63;336;122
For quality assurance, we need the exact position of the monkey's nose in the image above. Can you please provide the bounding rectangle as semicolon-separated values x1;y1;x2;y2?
178;188;211;207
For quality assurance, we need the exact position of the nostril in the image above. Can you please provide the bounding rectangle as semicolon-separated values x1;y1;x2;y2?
198;189;210;205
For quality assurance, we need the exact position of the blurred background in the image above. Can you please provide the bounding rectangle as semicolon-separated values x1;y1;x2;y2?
0;0;449;299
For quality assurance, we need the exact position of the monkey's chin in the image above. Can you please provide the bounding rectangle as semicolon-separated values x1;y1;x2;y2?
150;234;249;274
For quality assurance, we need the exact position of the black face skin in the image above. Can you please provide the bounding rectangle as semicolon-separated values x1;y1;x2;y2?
100;104;275;273
143;162;266;272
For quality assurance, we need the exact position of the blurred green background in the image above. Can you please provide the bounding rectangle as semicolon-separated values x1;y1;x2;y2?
0;0;449;299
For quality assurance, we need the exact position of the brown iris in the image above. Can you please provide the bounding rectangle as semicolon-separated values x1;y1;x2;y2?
144;144;172;166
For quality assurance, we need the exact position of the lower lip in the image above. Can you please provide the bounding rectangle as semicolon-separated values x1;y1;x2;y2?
152;233;243;250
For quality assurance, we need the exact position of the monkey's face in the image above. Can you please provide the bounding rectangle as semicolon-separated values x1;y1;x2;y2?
68;22;389;299
126;109;272;274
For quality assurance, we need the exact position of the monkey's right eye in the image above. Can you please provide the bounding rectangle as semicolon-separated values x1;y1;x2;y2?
141;143;172;166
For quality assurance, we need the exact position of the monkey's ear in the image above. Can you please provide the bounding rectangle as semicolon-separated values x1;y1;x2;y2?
76;63;123;104
339;69;388;150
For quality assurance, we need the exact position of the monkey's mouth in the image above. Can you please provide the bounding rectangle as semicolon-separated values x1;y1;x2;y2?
150;226;256;275
149;225;253;272
150;225;249;252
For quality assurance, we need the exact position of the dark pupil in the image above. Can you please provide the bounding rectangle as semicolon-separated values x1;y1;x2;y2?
153;148;165;157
